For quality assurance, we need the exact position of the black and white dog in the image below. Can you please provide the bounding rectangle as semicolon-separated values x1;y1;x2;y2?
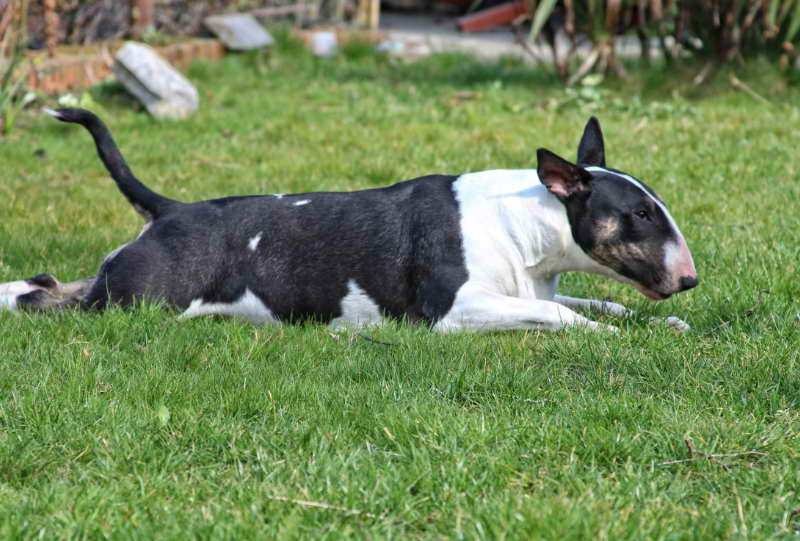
0;108;697;332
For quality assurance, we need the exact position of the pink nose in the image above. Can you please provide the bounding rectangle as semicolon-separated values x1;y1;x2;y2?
669;236;697;293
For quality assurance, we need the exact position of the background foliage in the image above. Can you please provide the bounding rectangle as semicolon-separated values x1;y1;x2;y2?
526;0;800;83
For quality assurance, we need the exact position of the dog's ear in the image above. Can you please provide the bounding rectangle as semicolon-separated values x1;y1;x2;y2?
537;149;592;200
577;116;606;167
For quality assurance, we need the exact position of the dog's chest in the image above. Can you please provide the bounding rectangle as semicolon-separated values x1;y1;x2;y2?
449;170;566;301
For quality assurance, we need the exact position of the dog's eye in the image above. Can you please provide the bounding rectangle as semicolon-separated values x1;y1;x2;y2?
634;209;650;220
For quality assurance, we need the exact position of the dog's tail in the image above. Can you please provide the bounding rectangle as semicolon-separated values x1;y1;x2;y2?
44;107;179;220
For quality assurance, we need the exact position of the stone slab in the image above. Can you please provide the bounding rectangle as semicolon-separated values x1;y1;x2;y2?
113;41;199;119
204;13;274;51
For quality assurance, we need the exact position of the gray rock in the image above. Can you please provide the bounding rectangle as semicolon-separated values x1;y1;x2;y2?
204;13;274;51
113;42;199;120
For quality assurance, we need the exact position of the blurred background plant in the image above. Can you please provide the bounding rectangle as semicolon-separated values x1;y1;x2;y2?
0;0;36;135
524;0;800;85
1;0;800;125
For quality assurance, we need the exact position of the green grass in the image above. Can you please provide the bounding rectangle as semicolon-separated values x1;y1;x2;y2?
1;34;800;538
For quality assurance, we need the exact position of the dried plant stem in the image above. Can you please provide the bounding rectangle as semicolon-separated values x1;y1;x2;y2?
730;73;770;105
265;495;383;519
44;0;58;57
566;47;600;86
658;449;767;467
133;0;155;38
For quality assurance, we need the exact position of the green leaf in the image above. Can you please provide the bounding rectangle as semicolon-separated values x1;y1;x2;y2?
528;0;558;43
766;0;781;27
785;0;800;42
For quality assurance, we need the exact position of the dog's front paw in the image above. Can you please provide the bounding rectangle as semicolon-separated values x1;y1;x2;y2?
651;316;690;333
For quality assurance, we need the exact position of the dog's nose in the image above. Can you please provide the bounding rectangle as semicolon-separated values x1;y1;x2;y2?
678;275;699;291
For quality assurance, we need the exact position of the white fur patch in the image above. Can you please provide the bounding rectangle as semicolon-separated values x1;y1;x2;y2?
293;199;310;206
330;280;382;329
179;288;277;325
248;232;263;251
449;169;590;300
663;240;682;269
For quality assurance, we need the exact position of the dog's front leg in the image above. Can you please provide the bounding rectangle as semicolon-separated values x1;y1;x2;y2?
553;295;632;317
553;294;690;333
434;290;618;333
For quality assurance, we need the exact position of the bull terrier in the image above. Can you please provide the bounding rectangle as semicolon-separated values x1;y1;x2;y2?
0;108;697;332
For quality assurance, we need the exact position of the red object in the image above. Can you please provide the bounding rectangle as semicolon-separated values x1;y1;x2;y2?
457;0;528;33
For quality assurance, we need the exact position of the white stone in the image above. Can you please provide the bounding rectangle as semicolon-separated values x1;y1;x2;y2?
204;13;274;51
113;42;199;119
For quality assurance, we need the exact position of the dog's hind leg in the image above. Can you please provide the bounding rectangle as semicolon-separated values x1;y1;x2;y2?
1;274;94;311
1;274;61;310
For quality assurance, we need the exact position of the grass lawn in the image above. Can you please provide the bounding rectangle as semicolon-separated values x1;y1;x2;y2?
1;33;799;538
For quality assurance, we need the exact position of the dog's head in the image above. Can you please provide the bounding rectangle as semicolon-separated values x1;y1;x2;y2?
537;118;697;300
